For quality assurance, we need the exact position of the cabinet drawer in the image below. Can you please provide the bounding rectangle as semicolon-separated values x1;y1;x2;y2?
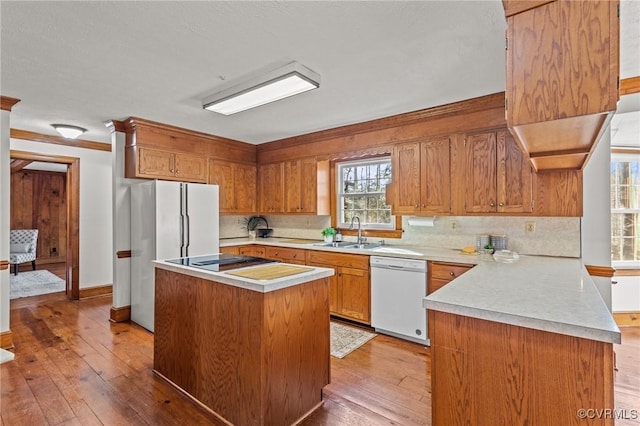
429;262;473;281
307;251;369;270
220;246;240;255
265;246;306;263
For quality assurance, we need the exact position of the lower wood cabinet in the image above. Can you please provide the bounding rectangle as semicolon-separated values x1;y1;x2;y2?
428;261;474;294
307;250;370;324
265;246;307;265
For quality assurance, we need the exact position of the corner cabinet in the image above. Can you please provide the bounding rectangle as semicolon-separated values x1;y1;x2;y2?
391;137;452;215
464;130;533;214
208;160;256;214
307;250;370;325
128;146;207;183
505;0;619;170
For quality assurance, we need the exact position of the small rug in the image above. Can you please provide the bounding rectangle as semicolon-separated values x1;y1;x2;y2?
0;348;15;364
9;270;65;299
330;322;376;359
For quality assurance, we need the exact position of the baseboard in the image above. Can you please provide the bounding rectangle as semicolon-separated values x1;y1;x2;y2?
79;285;112;299
110;305;131;323
613;311;640;327
0;330;14;349
36;257;67;265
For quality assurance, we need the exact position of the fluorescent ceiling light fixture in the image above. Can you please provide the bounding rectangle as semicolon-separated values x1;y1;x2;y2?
51;124;87;139
203;61;320;115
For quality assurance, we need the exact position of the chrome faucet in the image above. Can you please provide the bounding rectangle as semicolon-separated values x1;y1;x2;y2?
349;216;364;244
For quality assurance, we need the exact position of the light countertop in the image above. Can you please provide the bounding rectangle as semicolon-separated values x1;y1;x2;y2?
153;259;334;293
220;237;620;344
423;256;621;344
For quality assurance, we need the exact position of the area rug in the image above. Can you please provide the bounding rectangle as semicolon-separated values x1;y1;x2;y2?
330;322;376;359
9;270;65;299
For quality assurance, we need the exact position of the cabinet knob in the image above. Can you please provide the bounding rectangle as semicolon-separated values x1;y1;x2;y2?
175;169;180;175
293;254;297;258
415;204;419;208
449;271;455;277
421;204;425;208
499;202;504;207
489;202;495;207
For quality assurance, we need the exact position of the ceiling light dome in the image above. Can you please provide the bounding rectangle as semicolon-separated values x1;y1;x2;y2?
51;124;87;139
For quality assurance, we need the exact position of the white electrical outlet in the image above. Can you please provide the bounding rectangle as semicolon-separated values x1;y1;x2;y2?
450;220;457;231
525;221;536;235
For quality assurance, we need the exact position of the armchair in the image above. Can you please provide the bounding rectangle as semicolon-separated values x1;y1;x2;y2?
9;229;39;275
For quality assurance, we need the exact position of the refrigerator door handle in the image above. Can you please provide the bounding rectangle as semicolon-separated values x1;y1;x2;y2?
180;183;186;257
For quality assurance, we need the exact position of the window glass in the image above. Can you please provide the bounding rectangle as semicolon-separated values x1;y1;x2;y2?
337;158;393;230
611;156;640;265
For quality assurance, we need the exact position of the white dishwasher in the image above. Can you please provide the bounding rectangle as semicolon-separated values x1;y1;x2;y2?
370;256;429;345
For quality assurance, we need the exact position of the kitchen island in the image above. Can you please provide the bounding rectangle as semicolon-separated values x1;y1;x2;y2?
152;260;334;426
423;256;621;426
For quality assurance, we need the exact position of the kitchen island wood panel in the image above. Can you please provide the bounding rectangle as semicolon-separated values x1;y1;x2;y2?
430;310;614;426
154;268;330;426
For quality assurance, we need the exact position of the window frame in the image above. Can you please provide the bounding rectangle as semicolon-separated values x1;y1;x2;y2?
611;151;640;268
329;155;403;239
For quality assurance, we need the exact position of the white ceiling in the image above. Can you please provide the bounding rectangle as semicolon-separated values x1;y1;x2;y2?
1;1;638;147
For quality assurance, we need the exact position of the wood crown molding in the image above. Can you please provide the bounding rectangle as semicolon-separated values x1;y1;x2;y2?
620;76;640;96
258;92;506;153
0;96;20;111
123;116;253;149
0;330;14;350
79;285;112;299
107;120;126;133
116;250;132;259
0;260;8;270
10;129;111;152
110;305;131;323
585;265;616;278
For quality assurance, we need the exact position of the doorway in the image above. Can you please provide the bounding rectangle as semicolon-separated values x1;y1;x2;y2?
9;150;80;300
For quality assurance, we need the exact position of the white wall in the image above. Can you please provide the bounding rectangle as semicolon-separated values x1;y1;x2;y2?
10;139;113;288
1;110;11;334
581;124;613;310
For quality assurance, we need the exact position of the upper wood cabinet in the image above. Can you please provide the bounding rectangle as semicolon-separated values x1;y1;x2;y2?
208;160;256;214
464;130;533;214
258;162;285;214
259;158;330;215
505;0;619;170
133;146;207;183
533;170;583;216
391;137;451;215
285;158;330;215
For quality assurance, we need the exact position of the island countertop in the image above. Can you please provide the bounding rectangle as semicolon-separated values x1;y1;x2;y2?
153;259;334;293
423;255;621;344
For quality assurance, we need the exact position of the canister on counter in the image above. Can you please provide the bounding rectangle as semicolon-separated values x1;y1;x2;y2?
490;234;507;251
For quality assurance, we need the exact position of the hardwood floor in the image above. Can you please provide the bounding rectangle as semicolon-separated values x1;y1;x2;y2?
1;295;638;425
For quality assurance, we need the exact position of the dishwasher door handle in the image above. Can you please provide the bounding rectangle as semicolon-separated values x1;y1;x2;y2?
372;265;425;273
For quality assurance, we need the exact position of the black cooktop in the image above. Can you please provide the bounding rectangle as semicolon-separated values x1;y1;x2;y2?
165;253;278;272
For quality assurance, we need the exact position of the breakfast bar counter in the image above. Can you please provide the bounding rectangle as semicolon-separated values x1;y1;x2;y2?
422;255;621;426
152;261;334;426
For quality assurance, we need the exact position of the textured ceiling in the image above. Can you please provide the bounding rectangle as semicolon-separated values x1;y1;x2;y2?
1;1;638;146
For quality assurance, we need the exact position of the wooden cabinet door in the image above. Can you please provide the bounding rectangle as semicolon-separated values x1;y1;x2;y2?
258;163;285;213
420;138;451;214
234;163;256;213
497;130;533;213
298;158;318;213
337;267;370;324
464;132;497;213
308;261;339;315
392;142;421;214
506;0;618;126
208;160;234;212
174;153;207;183
533;170;583;216
138;147;174;179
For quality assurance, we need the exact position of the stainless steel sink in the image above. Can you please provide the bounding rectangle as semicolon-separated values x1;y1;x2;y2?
310;241;382;250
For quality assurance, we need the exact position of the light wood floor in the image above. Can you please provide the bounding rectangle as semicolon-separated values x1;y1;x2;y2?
1;295;638;425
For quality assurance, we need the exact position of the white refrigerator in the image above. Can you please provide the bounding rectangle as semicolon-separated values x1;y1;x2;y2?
130;180;219;331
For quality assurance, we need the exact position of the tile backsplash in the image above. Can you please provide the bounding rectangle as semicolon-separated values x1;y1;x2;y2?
220;214;581;258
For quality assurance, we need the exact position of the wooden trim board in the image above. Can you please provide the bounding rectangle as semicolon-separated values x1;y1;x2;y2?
0;330;14;349
0;96;20;111
10;129;111;152
110;305;131;323
79;285;112;299
613;312;640;327
620;76;640;96
585;265;616;278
